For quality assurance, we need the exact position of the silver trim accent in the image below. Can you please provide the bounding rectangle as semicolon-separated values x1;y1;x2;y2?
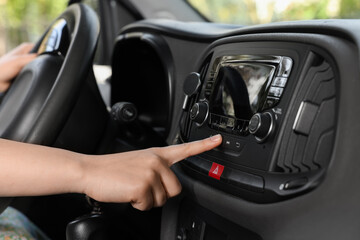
221;55;282;63
124;32;144;39
210;55;293;90
190;101;209;127
199;101;210;127
293;101;305;131
182;95;189;110
249;113;262;134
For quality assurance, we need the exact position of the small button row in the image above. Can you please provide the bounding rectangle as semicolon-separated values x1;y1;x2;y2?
209;114;248;135
204;78;214;99
219;135;245;153
272;77;287;87
263;57;293;110
263;97;279;110
268;86;283;98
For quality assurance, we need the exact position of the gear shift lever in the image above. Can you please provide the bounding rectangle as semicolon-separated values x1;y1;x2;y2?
66;196;109;240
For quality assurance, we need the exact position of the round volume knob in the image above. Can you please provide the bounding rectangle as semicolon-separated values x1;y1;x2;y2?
249;112;274;142
190;102;209;125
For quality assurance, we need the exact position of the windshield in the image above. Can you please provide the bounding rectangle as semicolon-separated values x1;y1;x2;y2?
187;0;360;25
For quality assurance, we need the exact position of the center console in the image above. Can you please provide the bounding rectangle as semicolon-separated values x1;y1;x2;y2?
180;41;336;203
115;18;360;240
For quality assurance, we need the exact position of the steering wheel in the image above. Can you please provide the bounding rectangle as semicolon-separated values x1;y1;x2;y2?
0;3;99;145
0;3;99;211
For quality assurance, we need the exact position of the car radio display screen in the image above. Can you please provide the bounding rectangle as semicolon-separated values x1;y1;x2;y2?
211;63;275;120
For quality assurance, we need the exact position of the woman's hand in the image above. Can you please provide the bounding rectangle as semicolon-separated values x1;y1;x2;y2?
0;43;37;92
0;133;221;211
80;135;222;211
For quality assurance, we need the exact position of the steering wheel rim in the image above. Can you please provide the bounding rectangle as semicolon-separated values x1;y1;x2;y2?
0;3;99;145
0;3;99;213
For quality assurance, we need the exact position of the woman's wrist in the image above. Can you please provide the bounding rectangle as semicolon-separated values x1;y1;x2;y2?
66;152;89;195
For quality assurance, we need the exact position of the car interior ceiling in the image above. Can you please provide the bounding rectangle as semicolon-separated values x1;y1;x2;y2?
6;0;360;240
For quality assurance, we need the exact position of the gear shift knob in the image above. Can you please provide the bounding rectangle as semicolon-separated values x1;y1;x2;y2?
66;196;108;240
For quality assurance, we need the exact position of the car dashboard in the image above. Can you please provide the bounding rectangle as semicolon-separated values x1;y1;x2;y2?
110;19;360;240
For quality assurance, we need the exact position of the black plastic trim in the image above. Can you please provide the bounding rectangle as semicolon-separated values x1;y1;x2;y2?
111;32;175;139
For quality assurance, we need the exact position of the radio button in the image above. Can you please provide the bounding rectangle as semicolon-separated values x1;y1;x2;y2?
268;87;283;98
232;140;245;152
223;139;231;147
210;114;220;123
277;57;293;78
204;90;212;98
233;120;242;131
219;136;245;152
227;118;235;128
272;77;287;87
206;82;213;89
263;97;280;109
219;117;228;129
233;120;248;135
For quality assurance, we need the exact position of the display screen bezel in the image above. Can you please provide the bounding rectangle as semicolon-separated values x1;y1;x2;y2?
210;58;277;116
206;55;280;134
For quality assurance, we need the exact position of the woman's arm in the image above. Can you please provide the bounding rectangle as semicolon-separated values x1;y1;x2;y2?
0;135;222;210
0;43;222;210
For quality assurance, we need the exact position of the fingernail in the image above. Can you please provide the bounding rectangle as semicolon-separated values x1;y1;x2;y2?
210;134;222;142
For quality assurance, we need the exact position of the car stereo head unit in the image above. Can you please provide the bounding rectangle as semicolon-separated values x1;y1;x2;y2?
180;46;337;203
187;55;293;143
206;55;292;139
181;54;294;178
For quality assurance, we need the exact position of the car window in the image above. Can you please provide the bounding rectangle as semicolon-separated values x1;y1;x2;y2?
82;0;98;13
186;0;360;25
0;0;68;55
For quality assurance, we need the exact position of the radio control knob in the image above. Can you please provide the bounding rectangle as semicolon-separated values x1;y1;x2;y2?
183;72;201;97
182;72;201;110
249;112;274;142
190;102;209;125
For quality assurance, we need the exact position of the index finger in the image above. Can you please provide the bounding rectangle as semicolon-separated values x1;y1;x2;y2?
157;134;222;166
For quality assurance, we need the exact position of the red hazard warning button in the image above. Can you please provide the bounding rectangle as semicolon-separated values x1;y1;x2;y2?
208;162;224;180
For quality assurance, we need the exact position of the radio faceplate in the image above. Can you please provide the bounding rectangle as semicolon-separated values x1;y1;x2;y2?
204;55;293;137
180;41;337;203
